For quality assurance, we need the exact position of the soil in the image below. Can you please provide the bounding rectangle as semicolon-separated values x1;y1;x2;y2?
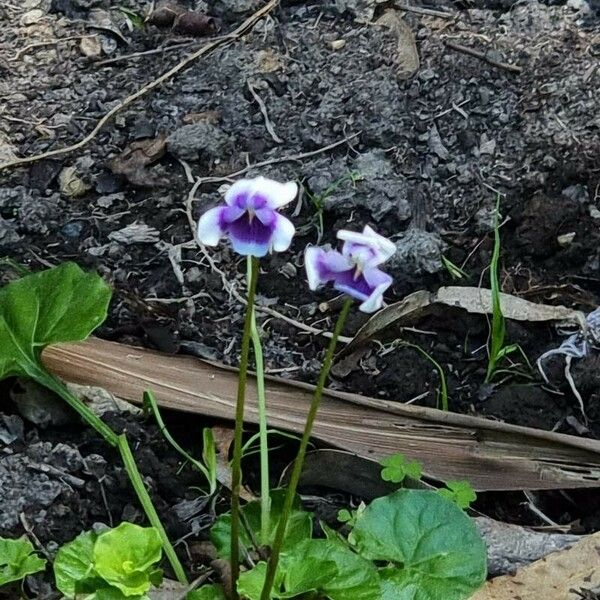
1;0;600;596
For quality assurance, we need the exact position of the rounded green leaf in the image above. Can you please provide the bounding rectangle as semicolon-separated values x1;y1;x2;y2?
351;490;486;600
54;530;98;597
93;523;162;597
0;262;111;379
0;536;46;586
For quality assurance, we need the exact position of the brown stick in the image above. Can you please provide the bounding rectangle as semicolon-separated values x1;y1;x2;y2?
445;41;522;74
0;0;279;171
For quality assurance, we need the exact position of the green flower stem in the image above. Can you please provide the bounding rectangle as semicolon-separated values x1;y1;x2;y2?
260;298;352;600
35;372;188;585
247;256;271;545
231;255;260;599
118;435;188;585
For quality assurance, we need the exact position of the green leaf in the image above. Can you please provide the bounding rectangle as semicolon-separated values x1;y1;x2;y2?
202;427;218;494
0;262;111;380
54;530;99;598
210;489;312;560
187;584;228;599
438;481;477;510
0;536;46;586
379;454;423;484
351;489;486;600
238;538;379;600
93;523;162;597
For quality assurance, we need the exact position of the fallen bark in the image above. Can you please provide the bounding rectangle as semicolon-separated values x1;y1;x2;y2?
43;338;600;491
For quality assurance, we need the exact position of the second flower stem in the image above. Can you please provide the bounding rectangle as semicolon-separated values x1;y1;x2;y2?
247;257;271;545
259;298;353;600
231;256;260;599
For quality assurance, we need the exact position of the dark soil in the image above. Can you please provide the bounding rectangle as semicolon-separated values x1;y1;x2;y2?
1;0;600;595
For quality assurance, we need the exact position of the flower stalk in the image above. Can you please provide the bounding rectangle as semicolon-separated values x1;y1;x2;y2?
231;255;260;599
259;297;353;600
247;257;271;545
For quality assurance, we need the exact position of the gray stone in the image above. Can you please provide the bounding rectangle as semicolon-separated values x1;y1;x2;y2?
388;229;446;275
166;122;232;162
0;217;21;248
320;151;411;222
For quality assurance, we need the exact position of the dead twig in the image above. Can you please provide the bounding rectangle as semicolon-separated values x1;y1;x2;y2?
247;80;283;144
444;41;522;74
396;3;456;19
0;0;280;171
94;41;196;67
9;35;93;61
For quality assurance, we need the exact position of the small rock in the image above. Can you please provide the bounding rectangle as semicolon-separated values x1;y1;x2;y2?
557;232;576;247
20;9;45;25
10;379;74;428
329;39;346;50
388;229;446;275
428;124;449;160
318;151;411;222
166;122;232;162
0;217;21;248
79;35;102;58
589;206;600;219
59;165;92;197
108;222;160;244
0;414;24;445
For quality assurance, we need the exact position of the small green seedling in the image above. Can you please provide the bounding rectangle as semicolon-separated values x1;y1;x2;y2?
337;502;366;528
0;536;46;587
54;523;162;599
485;197;532;383
303;170;362;243
438;480;477;509
144;390;218;495
379;453;423;483
442;255;469;280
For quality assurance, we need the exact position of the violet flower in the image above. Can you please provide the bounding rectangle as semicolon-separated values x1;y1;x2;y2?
305;225;395;313
197;177;297;257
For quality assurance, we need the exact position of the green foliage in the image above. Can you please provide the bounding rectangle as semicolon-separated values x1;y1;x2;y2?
350;489;487;600
187;585;228;599
238;538;379;600
210;490;312;560
144;390;217;494
54;524;162;599
0;262;116;444
0;536;46;587
0;262;110;380
442;256;468;281
398;341;449;411
438;480;477;509
379;453;423;483
54;530;99;597
303;170;362;242
93;523;162;596
486;196;507;382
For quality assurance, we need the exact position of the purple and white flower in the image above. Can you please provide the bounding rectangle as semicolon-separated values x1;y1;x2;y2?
197;177;297;257
305;225;395;313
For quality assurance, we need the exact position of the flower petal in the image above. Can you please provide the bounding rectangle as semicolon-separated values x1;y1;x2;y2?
224;179;254;208
359;268;393;313
305;247;352;290
197;206;227;246
227;213;273;257
338;225;396;267
251;177;298;209
331;267;392;313
270;213;296;252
